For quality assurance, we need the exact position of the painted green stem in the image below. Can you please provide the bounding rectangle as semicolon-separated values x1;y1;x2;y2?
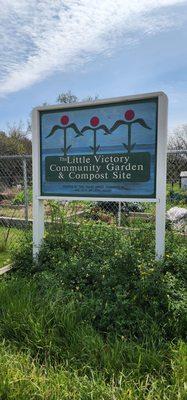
128;123;131;153
64;128;67;156
93;130;97;155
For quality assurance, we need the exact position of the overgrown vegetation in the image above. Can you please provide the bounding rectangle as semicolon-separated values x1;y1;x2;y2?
12;188;32;205
10;221;187;340
0;219;186;398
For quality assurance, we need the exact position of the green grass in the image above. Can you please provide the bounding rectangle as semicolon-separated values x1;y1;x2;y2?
0;226;26;267
0;225;26;239
0;218;186;399
0;226;25;246
0;340;186;400
0;276;186;400
0;251;11;268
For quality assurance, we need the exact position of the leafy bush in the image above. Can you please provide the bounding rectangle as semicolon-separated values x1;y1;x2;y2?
12;188;32;205
11;221;187;341
1;222;186;399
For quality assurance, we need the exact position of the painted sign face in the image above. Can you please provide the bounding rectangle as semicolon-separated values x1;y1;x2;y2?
40;97;158;198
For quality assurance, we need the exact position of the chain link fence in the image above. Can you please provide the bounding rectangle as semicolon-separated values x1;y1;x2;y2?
0;150;187;251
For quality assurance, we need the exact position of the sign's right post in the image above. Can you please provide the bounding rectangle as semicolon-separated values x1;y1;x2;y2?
155;93;168;259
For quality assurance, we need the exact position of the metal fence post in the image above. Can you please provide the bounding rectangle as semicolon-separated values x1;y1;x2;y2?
22;157;29;223
118;201;122;226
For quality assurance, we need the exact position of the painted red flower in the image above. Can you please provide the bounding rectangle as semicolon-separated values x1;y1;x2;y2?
90;116;100;127
124;110;135;121
61;115;69;125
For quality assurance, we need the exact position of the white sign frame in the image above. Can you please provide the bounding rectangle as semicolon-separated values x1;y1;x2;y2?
32;92;168;259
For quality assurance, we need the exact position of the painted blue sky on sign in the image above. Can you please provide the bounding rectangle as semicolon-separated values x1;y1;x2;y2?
41;100;157;154
40;99;157;197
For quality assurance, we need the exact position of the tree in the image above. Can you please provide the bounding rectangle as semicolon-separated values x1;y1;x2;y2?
57;91;78;104
0;123;32;156
81;95;99;103
168;124;187;151
57;91;99;104
167;125;187;186
0;123;32;188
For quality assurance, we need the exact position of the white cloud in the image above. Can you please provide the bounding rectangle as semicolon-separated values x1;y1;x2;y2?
0;0;186;95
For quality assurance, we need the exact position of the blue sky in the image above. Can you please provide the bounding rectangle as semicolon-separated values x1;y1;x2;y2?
0;0;187;134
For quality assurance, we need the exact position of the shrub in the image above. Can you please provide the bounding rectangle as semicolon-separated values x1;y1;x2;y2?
12;188;32;205
11;221;187;340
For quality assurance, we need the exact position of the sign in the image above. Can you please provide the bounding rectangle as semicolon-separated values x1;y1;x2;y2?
45;153;151;183
39;97;158;198
32;92;168;258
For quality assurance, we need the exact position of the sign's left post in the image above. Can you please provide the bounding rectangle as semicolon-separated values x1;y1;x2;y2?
32;109;44;258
